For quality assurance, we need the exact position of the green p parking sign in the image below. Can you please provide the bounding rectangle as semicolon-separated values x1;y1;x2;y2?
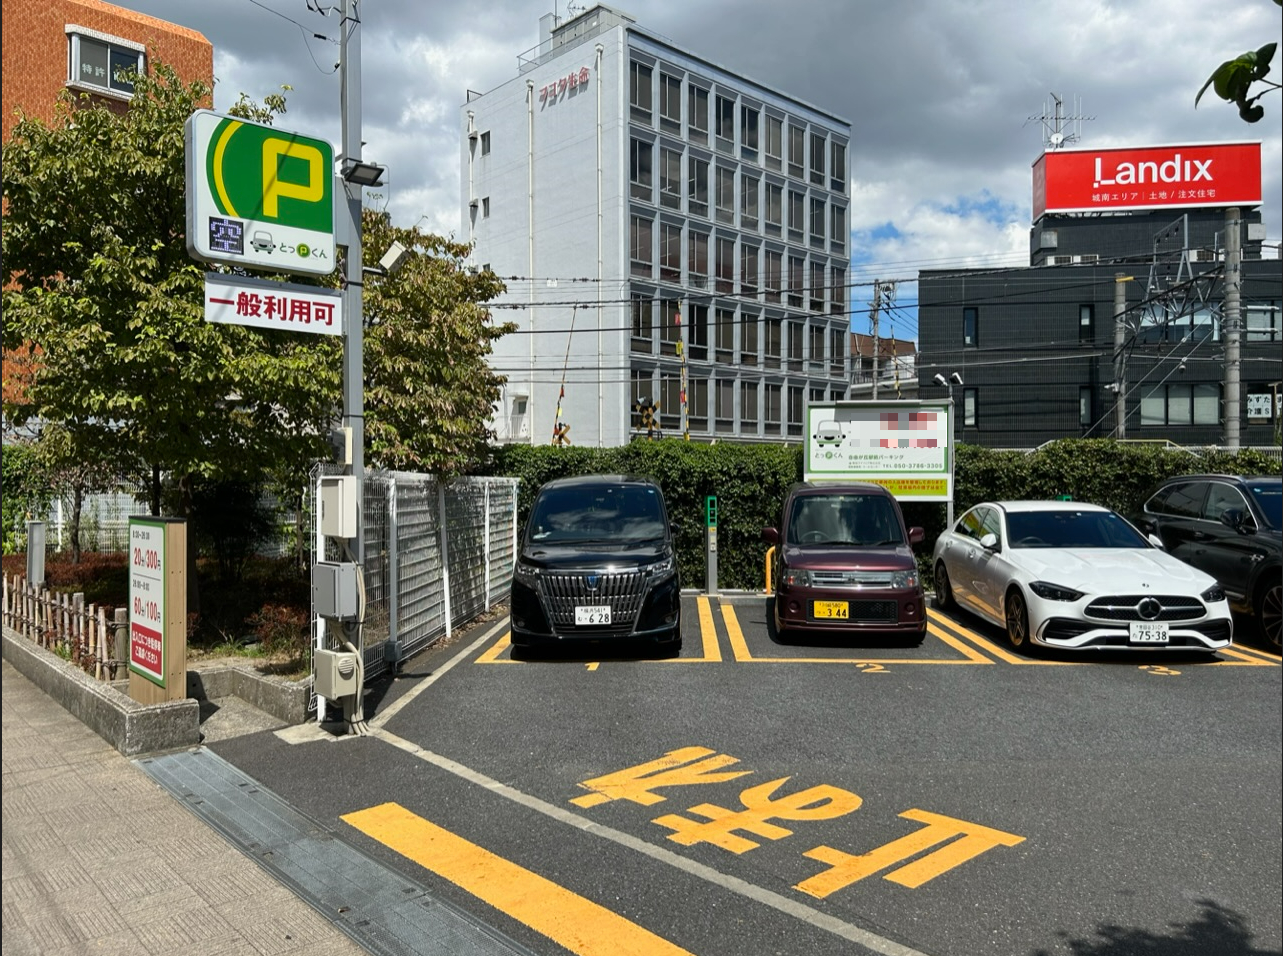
185;109;335;276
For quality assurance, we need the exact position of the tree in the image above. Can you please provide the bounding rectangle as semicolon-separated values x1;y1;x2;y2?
1196;1;1281;123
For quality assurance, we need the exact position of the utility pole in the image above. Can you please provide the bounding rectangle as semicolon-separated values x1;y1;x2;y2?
1223;207;1242;449
1113;274;1131;439
869;281;882;399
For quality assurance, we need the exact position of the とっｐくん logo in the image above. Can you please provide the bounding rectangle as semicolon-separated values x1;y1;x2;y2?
206;118;333;232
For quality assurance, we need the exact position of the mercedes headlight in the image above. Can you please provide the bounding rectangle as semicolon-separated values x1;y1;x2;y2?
1200;584;1226;603
1029;581;1085;601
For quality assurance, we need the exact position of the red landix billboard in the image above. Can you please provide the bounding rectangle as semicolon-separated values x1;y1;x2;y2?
1033;141;1261;218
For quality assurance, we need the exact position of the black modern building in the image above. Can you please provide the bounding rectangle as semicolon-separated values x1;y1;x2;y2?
918;206;1282;449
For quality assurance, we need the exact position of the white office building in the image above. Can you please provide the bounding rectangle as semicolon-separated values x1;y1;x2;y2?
462;4;852;447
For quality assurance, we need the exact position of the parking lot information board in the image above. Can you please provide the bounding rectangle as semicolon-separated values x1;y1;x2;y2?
128;517;187;703
804;401;952;501
204;273;343;335
185;109;335;276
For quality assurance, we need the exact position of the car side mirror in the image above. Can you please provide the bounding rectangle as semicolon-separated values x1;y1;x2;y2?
1147;533;1166;550
762;527;780;546
908;526;925;546
980;532;1000;551
1219;508;1251;534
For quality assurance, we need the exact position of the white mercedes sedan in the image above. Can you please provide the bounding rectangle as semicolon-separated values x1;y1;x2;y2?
931;501;1233;653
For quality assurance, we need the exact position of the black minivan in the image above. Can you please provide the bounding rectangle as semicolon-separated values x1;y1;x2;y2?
510;475;682;653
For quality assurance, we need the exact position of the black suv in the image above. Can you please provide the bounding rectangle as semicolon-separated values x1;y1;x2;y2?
1132;474;1281;648
510;475;681;653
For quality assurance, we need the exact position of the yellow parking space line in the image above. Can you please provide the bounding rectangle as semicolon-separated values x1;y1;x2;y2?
927;612;1080;665
925;620;998;663
476;631;517;664
719;601;754;661
343;803;697;956
1217;644;1280;666
696;595;723;662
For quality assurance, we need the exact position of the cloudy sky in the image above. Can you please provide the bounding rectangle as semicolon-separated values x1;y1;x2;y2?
123;0;1282;335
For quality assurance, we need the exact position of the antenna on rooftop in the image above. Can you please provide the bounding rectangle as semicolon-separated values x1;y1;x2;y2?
1027;93;1093;149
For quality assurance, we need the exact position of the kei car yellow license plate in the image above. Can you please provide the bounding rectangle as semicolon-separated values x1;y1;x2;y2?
813;601;849;620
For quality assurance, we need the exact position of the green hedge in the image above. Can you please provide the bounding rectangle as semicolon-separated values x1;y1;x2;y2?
486;439;1277;591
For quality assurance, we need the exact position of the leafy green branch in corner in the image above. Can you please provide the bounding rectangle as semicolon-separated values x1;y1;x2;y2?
1195;1;1281;123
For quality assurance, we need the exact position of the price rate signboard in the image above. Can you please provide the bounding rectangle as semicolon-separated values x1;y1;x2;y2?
128;517;187;703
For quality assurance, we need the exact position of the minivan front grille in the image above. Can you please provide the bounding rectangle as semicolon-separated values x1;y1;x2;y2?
808;570;898;589
539;570;647;634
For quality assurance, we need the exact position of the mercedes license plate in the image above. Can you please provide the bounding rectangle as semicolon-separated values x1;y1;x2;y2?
575;605;611;626
1129;621;1169;644
813;601;850;620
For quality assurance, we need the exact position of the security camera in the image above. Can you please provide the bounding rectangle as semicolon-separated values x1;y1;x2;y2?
933;373;948;387
1178;360;1187;373
950;372;964;386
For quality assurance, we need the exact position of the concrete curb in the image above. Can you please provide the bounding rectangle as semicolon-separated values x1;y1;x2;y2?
186;664;312;724
2;625;200;756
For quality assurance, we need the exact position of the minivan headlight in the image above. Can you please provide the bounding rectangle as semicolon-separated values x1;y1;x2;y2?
643;555;676;578
781;568;811;587
889;570;919;589
514;561;539;587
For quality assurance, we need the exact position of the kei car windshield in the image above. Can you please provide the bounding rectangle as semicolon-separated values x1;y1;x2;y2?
1246;481;1281;531
787;494;903;546
1006;509;1150;549
528;484;668;544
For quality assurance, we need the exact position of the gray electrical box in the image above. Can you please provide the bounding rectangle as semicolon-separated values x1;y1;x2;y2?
314;648;360;699
319;475;357;539
312;561;359;620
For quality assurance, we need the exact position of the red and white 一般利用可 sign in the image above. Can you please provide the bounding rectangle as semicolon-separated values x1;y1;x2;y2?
1033;141;1261;218
204;273;343;335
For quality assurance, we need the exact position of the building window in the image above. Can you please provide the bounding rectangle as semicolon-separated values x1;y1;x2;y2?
788;125;805;179
788;255;804;308
740;243;759;297
715;379;735;433
630;216;653;277
661;374;681;431
715;237;734;293
742;311;759;366
688;85;709;144
741;381;759;431
809;131;826;186
480;131;491;155
764;250;783;304
1141;384;1220;427
788;321;804;371
715;167;735;224
715;308;735;362
689;232;709;289
687;302;709;360
809;323;825;370
632;369;651;429
688;377;708;432
830;140;846;192
68;32;144;96
963;388;978;427
1138;308;1220;344
630;139;653;202
830;205;847;254
765;318;782;369
788;385;804;436
1079;386;1093;428
1245;303;1280;342
630;61;652;123
764;383;782;435
810;261;826;313
660;299;681;355
481;197;490;218
660;148;682;210
715;94;735;150
660;223;681;283
765;115;783;171
631;293;653;350
764;183;782;236
741;175;759;231
788;190;805;243
1079;304;1095;343
688;156;709;218
830;265;846;315
659;74;681;133
741;105;759;161
963;306;978;347
830;327;845;377
809;196;826;248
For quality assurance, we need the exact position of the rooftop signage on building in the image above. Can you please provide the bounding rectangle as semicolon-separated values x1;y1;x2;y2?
539;66;590;106
1033;141;1261;219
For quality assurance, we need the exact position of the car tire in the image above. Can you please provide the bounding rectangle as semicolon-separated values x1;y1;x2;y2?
934;562;954;611
1257;577;1282;649
1005;587;1032;651
771;597;792;644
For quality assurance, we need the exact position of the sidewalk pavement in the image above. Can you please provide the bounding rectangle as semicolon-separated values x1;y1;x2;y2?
1;658;368;956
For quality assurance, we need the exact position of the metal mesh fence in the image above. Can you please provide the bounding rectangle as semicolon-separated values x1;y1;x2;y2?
309;465;519;685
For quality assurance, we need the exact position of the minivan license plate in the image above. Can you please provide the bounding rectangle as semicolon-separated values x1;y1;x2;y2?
575;605;611;626
813;601;849;620
1129;621;1168;644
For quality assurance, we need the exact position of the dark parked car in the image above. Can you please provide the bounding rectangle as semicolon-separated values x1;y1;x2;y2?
1131;474;1281;648
510;475;681;653
762;482;927;640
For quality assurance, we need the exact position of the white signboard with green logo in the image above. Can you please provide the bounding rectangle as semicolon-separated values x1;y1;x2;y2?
185;109;335;276
804;400;953;501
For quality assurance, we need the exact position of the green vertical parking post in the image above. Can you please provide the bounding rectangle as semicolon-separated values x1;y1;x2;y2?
705;496;718;595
